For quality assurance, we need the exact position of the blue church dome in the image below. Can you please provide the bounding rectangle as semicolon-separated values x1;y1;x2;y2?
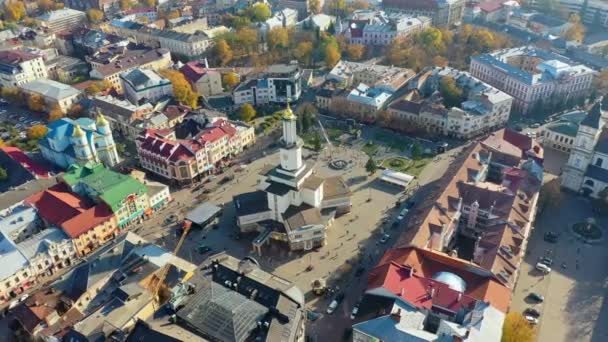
432;272;467;293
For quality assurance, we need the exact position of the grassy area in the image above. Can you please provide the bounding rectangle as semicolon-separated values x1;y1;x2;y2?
361;142;379;156
381;157;430;177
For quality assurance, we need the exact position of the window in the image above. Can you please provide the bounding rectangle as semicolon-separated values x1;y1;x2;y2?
596;158;603;167
584;179;595;187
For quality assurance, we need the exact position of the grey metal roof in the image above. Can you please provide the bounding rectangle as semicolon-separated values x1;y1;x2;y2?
234;191;270;216
0;232;28;281
20;79;81;100
16;227;69;260
185;202;222;225
177;280;268;342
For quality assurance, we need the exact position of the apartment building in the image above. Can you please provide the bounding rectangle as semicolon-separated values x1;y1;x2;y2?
180;61;223;97
326;60;415;91
0;49;47;88
529;0;608;28
382;0;466;27
38;8;87;33
91;95;154;138
470;47;595;115
89;48;172;93
233;64;302;105
343;10;430;46
120;68;173;105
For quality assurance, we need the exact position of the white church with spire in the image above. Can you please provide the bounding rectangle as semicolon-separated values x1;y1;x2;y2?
233;105;352;254
39;114;120;170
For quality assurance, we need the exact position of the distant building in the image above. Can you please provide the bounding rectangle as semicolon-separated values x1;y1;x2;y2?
39;115;120;169
258;8;298;38
296;13;335;32
382;0;466;27
347;83;393;118
19;79;83;113
91;94;155;138
71;28;129;57
0;49;47;88
343;10;430;46
326;60;415;91
64;0;119;13
233;64;302;106
470;47;595;114
277;0;315;20
180;61;223;97
121;68;173;105
38;8;87;33
528;0;608;28
45;55;89;84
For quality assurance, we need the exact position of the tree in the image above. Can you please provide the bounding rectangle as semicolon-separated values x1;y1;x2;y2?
26;125;48;140
350;0;369;10
37;0;55;11
239;103;256;122
85;80;112;96
1;86;22;104
432;55;448;67
312;133;322;151
593;70;608;97
160;69;198;108
345;44;365;61
296;103;317;133
377;110;391;127
365;157;377;175
116;143;126;155
213;39;233;66
222;72;239;88
501;312;535;342
309;0;321;14
119;0;132;10
248;3;271;22
293;41;313;66
48;107;64;122
27;94;45;112
68;103;84;118
0;166;7;182
326;0;347;17
86;9;104;24
563;14;586;42
439;76;464;108
144;0;156;7
4;1;26;21
236;27;258;53
268;27;289;50
324;44;341;68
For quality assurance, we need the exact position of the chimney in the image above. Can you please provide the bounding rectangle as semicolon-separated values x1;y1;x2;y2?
400;288;405;297
390;308;401;322
457;292;462;301
409;266;414;277
204;58;209;69
430;286;435;298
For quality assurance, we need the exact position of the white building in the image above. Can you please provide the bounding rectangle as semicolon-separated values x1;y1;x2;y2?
259;8;298;39
470;47;595;115
562;101;608;197
38;8;87;33
529;0;608;28
233;64;302;105
326;60;415;91
347;83;393;117
120;68;173;105
19;79;83;114
233;105;351;255
343;10;430;46
0;49;48;88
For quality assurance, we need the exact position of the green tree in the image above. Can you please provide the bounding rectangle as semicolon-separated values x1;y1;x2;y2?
312;133;322;151
296;103;317;133
116;143;126;155
239;103;256;122
0;166;7;182
248;3;271;22
365;157;377;175
501;312;535;342
411;143;422;162
439;76;464;108
214;39;233;66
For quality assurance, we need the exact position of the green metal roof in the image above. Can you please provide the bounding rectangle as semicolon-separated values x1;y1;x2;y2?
63;162;147;211
546;121;578;137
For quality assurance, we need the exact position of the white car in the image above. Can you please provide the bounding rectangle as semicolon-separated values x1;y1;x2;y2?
380;233;390;244
326;300;339;314
535;262;551;274
525;315;539;325
350;304;360;319
397;208;409;221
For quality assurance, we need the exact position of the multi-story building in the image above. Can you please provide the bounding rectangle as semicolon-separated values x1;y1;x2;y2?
136;115;255;184
561;100;608;197
347;83;393;119
45;55;89;84
233;106;351;255
540;110;586;153
39;115;120;169
388;67;513;138
233;64;302;105
529;0;608;28
89;48;172;93
343;10;430;46
258;8;299;38
0;49;47;88
19;79;83;114
38;8;87;33
470;47;595;115
120;68;173;105
326;60;415;91
277;0;315;20
60;162;150;227
382;0;466;27
180;61;223;97
64;0;119;13
71;28;129;57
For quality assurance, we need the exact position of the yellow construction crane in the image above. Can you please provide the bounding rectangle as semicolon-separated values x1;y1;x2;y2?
150;220;192;304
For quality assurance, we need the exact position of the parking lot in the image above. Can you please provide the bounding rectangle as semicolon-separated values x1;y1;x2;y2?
0;102;47;142
511;193;608;342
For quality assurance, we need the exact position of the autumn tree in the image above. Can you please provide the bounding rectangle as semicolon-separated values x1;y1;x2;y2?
293;41;313;66
563;13;586;42
1;86;22;104
222;72;239;88
26;125;48;140
309;0;321;14
119;0;132;10
439;76;464;108
214;39;233;66
239;103;256;122
37;0;54;12
268;27;289;50
296;102;317;133
68;103;84;118
144;0;156;6
326;0;347;17
350;0;369;10
4;1;26;21
160;69;198;108
27;94;45;112
85;80;112;96
324;44;341;68
501;312;535;342
345;44;365;61
48;107;64;122
248;3;271;22
86;9;104;24
236;27;258;53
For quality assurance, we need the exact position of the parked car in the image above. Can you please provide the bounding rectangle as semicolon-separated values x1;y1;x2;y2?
327;300;339;314
350;303;360;320
527;292;544;303
539;256;553;267
524;308;541;317
525;315;539;325
380;233;390;244
397;208;409;221
535;262;551;274
544;231;559;243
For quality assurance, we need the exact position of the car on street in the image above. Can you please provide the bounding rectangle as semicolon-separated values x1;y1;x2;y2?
326;293;345;314
397;208;409;221
197;244;212;254
350;303;360;319
527;292;544;303
539;256;553;267
544;231;559;243
380;233;390;244
525;315;539;325
535;262;551;274
405;200;416;209
524;308;541;317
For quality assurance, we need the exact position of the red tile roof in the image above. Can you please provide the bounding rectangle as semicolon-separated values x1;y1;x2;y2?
479;0;505;13
180;61;219;84
25;183;93;227
137;130;199;163
197;126;226;144
1;147;50;179
60;203;114;238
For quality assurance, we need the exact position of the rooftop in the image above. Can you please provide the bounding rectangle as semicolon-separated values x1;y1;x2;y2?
38;8;85;22
20;79;81;100
92;48;169;77
120;68;170;91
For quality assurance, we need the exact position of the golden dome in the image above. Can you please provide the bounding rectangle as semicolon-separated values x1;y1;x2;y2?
281;103;296;121
96;112;109;127
72;124;85;138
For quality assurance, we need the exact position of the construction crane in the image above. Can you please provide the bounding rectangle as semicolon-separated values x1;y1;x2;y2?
150;220;192;304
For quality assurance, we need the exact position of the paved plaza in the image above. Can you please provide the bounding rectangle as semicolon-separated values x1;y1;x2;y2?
511;193;608;342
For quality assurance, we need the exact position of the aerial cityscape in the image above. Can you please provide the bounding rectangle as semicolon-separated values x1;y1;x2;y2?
0;0;607;341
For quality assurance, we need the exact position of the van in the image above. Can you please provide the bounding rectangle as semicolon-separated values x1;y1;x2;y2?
535;262;551;274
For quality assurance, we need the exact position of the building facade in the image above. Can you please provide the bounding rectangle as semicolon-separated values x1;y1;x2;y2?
19;79;83;114
180;61;223;97
233;64;302;106
382;0;466;27
120;68;173;105
38;8;87;33
0;50;48;88
343;10;430;46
